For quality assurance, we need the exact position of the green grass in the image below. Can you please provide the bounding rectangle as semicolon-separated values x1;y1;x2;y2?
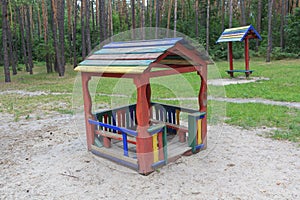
0;59;299;142
216;58;300;102
0;64;76;120
225;102;300;142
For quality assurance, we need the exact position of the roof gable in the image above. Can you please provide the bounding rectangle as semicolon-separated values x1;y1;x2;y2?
75;38;210;75
216;25;262;43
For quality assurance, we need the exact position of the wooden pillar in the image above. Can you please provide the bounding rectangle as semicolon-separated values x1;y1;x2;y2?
134;75;153;174
244;38;250;77
198;66;207;149
81;72;95;151
228;42;234;78
146;83;152;118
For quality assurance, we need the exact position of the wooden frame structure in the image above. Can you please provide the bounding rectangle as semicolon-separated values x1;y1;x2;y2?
75;38;209;175
216;25;262;77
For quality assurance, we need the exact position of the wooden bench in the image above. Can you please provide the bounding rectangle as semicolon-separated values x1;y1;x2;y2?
226;70;253;77
95;130;137;144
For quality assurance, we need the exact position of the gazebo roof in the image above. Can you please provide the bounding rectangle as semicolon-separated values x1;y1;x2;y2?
216;25;262;43
74;38;210;77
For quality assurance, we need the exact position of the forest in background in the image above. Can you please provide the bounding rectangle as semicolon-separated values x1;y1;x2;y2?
1;0;300;82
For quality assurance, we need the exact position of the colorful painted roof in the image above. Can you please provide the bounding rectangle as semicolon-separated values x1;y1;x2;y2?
216;25;262;43
74;38;210;74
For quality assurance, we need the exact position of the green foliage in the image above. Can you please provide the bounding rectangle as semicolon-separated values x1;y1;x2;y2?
271;47;299;60
285;8;300;54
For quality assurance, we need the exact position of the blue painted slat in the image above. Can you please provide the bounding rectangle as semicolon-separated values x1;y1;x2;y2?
122;133;129;157
151;160;166;169
103;37;182;46
80;59;154;66
89;119;138;137
91;149;138;170
94;45;173;55
103;40;181;49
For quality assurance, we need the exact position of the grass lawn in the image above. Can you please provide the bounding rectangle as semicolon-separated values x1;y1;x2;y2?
0;59;299;142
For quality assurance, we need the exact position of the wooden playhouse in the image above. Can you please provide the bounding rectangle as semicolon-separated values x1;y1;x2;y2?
75;38;209;175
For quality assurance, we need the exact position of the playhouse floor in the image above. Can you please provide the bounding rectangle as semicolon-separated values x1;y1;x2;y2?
93;133;192;166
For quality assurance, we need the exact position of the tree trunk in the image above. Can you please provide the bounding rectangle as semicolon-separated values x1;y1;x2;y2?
206;0;210;53
81;0;86;59
256;0;262;52
91;0;95;31
155;0;160;38
57;0;65;76
141;0;145;39
29;5;34;40
51;0;60;73
25;6;34;74
280;0;285;50
123;0;130;31
174;0;177;37
266;0;274;62
37;4;42;39
167;0;173;37
221;0;225;31
108;0;113;39
17;7;29;71
195;0;199;39
67;0;73;63
96;0;99;27
2;0;11;82
86;0;92;54
73;0;78;68
42;0;52;73
99;0;107;42
229;0;233;28
240;0;246;25
7;19;17;75
149;0;152;27
131;0;136;39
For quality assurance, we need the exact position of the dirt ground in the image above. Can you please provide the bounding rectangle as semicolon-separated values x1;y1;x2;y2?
1;111;299;200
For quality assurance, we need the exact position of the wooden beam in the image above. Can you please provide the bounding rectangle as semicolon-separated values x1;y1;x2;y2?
147;65;198;78
198;67;207;150
228;42;234;78
81;72;95;150
244;38;250;77
134;75;153;174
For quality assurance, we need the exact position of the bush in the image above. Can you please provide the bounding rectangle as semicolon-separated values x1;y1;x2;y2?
271;47;299;60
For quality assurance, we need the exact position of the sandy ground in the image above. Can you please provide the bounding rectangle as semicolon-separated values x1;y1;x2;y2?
1;111;299;200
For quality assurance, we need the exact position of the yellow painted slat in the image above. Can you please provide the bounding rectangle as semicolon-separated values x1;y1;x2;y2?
176;109;181;125
223;25;250;32
221;33;245;39
74;66;147;73
153;134;159;162
197;119;202;145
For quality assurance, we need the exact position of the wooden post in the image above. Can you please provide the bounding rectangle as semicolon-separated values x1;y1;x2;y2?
134;75;153;174
198;67;207;149
244;38;250;77
228;42;234;77
81;72;95;151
